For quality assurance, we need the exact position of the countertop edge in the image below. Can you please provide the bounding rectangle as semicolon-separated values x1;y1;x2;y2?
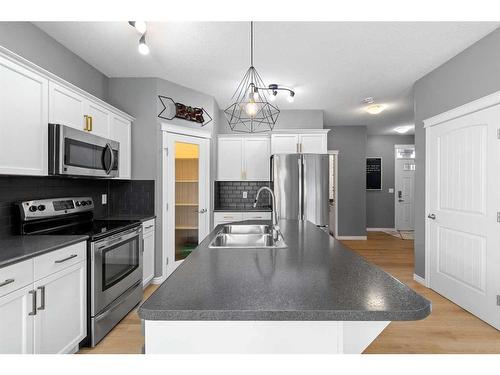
138;304;432;321
0;235;89;269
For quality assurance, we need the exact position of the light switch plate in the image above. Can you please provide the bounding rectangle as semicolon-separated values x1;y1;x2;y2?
102;194;107;205
243;191;248;199
388;188;394;193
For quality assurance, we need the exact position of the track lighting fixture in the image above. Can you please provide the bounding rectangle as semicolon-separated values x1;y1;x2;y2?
128;21;147;34
138;34;150;55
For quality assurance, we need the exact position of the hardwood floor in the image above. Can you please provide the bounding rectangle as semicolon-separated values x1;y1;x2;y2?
79;232;500;354
341;232;500;354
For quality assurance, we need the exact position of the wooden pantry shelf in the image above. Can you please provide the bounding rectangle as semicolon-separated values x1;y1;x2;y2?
175;203;199;206
175;226;199;230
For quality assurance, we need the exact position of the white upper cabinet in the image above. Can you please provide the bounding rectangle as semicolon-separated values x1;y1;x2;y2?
299;133;328;153
217;136;270;181
87;101;110;138
270;134;300;154
110;115;132;179
243;137;271;180
217;137;244;180
49;82;87;131
271;131;329;154
0;48;134;177
0;55;48;176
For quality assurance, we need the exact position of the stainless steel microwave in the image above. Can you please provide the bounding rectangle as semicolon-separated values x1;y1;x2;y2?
49;124;119;178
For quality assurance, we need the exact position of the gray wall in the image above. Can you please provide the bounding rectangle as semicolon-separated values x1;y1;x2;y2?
217;109;323;133
366;134;414;229
108;77;219;277
413;27;500;278
0;22;108;100
327;126;367;237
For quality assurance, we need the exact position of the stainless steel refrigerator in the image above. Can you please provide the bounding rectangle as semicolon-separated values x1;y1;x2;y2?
271;154;329;226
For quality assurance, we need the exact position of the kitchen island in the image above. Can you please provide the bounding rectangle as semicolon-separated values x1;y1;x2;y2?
138;220;431;353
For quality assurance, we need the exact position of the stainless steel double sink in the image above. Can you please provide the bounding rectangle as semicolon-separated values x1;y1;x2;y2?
209;224;287;249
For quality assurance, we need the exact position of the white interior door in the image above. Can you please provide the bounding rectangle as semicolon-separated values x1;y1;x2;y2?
395;146;415;230
427;105;500;330
165;133;210;275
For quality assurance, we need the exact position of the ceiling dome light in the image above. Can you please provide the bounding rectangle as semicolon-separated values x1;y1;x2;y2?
129;21;147;34
365;103;387;115
394;125;414;134
138;34;150;55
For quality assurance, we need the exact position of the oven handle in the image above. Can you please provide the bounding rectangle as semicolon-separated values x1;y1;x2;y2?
95;227;142;251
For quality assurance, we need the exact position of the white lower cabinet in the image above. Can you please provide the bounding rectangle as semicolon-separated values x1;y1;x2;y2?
213;211;272;228
142;219;156;287
0;285;35;354
0;241;87;354
34;261;86;354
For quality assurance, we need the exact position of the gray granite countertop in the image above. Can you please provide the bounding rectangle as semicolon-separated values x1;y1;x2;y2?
139;220;431;321
214;207;272;212
0;235;89;269
98;214;156;222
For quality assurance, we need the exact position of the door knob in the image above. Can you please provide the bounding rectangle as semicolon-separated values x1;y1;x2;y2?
196;208;207;214
427;214;436;220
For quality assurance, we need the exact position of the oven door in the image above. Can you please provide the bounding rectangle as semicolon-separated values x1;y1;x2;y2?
91;226;143;315
49;124;119;178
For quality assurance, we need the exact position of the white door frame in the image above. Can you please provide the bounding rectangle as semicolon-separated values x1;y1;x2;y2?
394;144;415;231
423;89;500;288
328;150;339;239
161;123;211;279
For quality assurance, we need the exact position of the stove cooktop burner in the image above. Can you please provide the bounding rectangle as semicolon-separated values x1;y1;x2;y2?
51;219;141;241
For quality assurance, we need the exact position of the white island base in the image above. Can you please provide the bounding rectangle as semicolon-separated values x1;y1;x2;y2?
144;320;390;354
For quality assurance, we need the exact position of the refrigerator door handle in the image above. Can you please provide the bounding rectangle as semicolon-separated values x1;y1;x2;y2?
298;156;303;220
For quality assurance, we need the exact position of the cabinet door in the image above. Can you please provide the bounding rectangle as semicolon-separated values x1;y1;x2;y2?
217;138;243;180
299;134;327;153
0;285;34;354
243;137;271;181
34;262;86;354
48;82;86;131
0;56;48;176
87;101;110;138
270;134;299;155
142;232;155;286
110;115;132;179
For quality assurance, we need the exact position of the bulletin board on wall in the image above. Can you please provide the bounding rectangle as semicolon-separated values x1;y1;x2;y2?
366;157;382;190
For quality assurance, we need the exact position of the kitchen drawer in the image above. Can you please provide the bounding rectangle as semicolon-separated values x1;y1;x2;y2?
242;212;272;220
142;219;155;235
214;212;244;223
34;241;86;281
0;259;34;298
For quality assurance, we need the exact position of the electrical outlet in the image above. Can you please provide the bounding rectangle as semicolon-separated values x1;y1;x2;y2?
388;188;394;193
102;194;107;205
243;191;248;199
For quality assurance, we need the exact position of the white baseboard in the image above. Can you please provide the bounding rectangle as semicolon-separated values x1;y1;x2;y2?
413;273;428;287
366;228;395;232
337;236;367;240
151;275;167;285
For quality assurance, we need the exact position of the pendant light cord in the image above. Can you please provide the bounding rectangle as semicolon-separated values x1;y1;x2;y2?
250;21;254;67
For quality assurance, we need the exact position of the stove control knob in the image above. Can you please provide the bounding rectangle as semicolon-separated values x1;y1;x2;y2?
81;201;87;206
75;201;81;207
86;200;92;205
37;205;46;211
29;206;37;212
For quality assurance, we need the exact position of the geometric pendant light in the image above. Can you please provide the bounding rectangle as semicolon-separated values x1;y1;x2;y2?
224;22;280;133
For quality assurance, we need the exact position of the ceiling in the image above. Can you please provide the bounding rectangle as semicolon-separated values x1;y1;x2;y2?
35;22;499;135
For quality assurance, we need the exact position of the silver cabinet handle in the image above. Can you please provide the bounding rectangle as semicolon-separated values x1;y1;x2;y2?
54;254;78;263
145;225;154;229
37;286;45;310
29;290;37;316
428;214;436;220
0;278;14;288
196;208;207;214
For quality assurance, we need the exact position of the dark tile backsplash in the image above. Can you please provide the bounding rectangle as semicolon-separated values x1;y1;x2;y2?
0;175;154;237
215;181;272;210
